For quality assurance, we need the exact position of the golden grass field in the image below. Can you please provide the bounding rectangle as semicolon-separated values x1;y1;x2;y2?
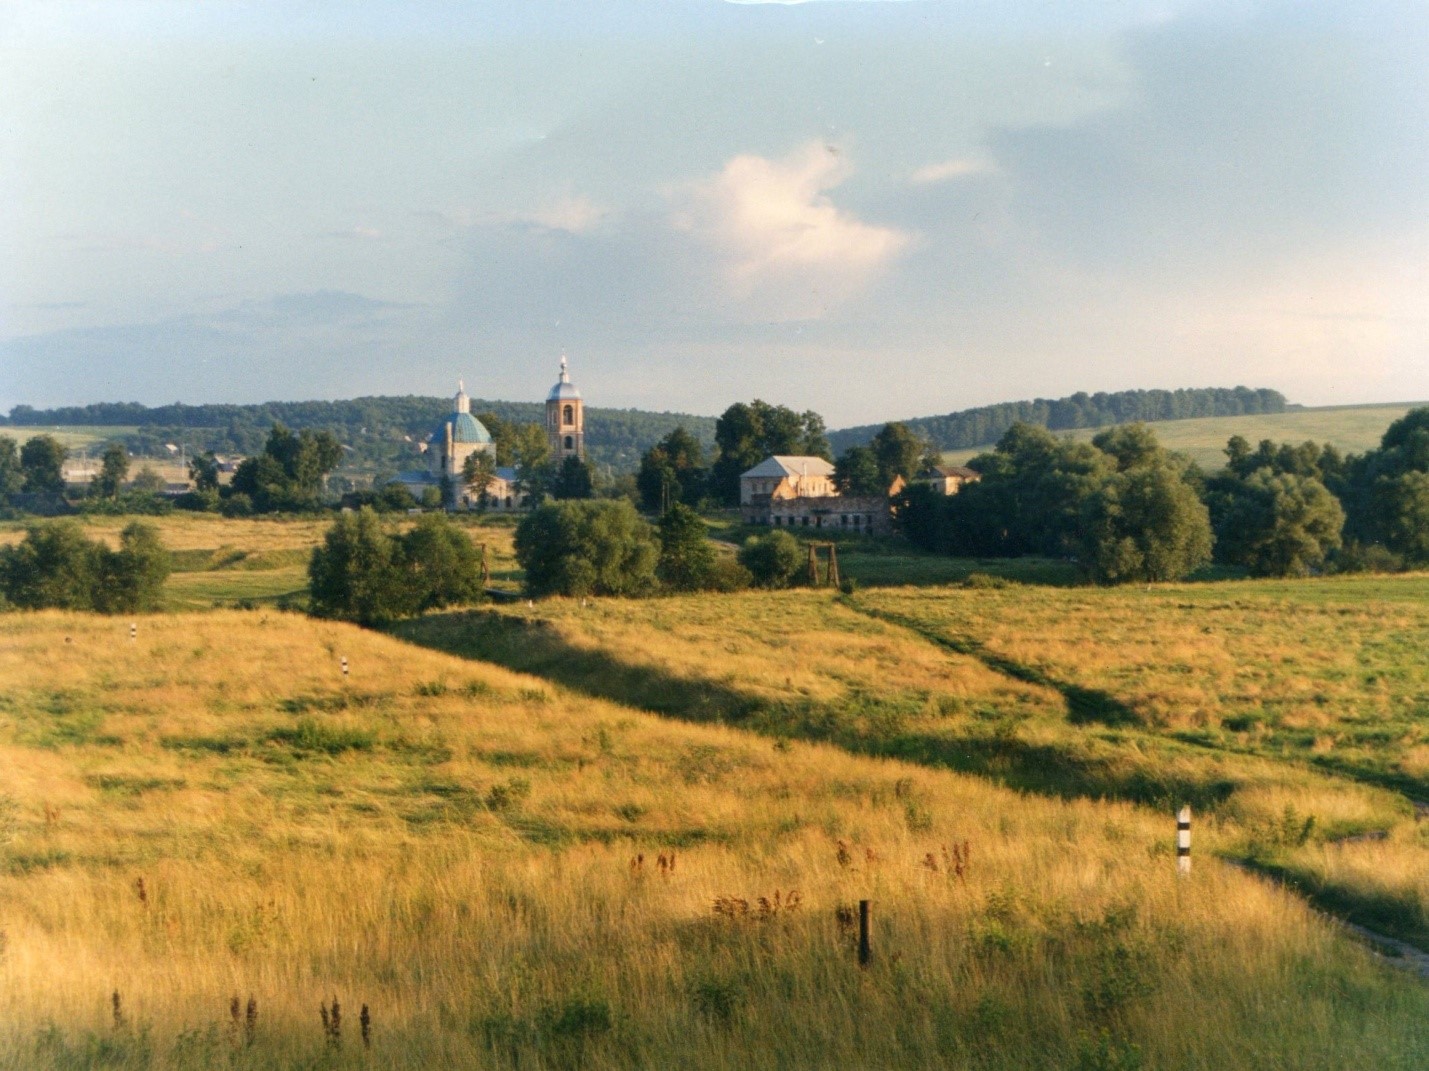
3;513;1429;1067
3;609;1428;1069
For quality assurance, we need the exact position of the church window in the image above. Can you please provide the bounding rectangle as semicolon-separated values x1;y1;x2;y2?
563;404;574;425
564;435;574;450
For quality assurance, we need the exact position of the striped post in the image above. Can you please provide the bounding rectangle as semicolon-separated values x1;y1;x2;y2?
129;622;137;642
1176;805;1191;876
858;899;872;967
340;657;349;678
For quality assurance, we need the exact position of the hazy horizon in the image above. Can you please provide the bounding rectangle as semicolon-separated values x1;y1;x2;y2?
3;1;1426;426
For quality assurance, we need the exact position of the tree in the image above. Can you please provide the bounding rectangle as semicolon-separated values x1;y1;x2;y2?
1345;407;1429;564
229;424;343;512
637;427;706;511
870;422;927;489
398;514;486;611
551;456;595;500
738;530;804;588
188;452;220;493
0;520;169;612
509;423;553;501
514;499;658;598
834;445;882;496
20;435;67;494
130;465;165;494
1216;471;1344;577
461;451;497;506
93;445;129;499
0;438;24;503
1077;462;1213;583
96;523;171;612
656;503;717;591
308;507;410;625
1;521;100;608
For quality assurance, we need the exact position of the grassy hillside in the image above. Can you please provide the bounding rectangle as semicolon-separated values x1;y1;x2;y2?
398;577;1429;951
3;609;1427;1069
0;425;135;452
942;402;1424;469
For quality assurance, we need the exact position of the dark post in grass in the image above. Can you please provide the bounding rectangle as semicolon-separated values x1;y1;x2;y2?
858;899;872;967
1177;805;1191;876
480;544;490;587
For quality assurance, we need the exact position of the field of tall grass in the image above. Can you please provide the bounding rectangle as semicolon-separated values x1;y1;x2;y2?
3;609;1428;1068
399;577;1429;950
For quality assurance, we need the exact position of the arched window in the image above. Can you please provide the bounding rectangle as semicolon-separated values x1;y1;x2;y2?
563;404;574;425
564;435;574;450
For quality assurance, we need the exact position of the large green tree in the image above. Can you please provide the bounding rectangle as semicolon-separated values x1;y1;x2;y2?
20;435;67;494
1078;462;1214;583
1346;407;1429;564
1;520;169;612
551;456;595;500
515;499;658;597
637;427;706;511
308;507;410;625
398;514;487;611
0;438;24;503
834;444;882;496
1216;471;1344;577
93;444;129;499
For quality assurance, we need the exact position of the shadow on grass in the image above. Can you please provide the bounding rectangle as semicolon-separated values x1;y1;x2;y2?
846;600;1143;728
391;609;1236;812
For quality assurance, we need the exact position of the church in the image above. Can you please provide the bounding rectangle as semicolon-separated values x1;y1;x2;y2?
395;356;584;510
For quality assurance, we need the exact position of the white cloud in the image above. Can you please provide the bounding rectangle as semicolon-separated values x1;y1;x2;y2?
527;195;609;234
677;142;911;315
910;157;996;185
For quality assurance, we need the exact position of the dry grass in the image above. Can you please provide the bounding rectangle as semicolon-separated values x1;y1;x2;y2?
2;609;1426;1068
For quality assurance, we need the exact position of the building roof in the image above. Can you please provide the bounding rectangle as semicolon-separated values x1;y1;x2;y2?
928;465;980;479
547;354;582;402
740;455;836;480
428;411;493;446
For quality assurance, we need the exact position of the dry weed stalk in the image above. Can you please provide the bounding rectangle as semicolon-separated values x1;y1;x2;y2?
111;990;124;1030
360;1003;371;1048
657;852;677;875
245;996;257;1046
320;996;342;1047
836;840;852;868
630;853;645;875
133;876;148;907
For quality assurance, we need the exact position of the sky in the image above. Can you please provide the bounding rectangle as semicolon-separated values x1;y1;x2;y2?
1;0;1426;427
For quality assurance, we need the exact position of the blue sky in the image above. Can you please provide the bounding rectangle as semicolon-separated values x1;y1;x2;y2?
2;1;1425;425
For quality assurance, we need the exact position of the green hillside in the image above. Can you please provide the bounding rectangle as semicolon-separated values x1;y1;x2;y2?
943;402;1425;470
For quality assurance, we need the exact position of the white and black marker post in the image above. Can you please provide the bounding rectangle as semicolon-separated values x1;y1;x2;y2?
340;656;349;678
129;622;137;642
1177;805;1191;876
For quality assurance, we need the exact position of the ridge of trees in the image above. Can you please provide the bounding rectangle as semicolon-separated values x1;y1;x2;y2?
828;386;1289;455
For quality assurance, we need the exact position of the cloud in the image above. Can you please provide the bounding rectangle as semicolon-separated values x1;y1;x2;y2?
676;142;912;315
909;158;996;185
526;195;609;234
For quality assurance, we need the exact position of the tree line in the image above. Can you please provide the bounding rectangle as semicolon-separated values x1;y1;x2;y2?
827;387;1288;455
899;407;1429;580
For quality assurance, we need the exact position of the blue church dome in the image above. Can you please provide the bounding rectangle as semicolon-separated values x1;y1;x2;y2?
431;411;492;445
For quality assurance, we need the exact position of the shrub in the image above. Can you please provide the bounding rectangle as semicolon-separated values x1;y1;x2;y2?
738;530;803;589
0;520;169;613
656;503;718;591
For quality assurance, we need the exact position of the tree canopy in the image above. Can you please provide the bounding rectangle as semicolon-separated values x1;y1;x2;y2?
710;401;830;505
515;499;658;597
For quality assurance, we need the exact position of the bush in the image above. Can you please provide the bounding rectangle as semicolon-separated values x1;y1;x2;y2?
738;530;803;589
515;500;658;598
308;508;486;625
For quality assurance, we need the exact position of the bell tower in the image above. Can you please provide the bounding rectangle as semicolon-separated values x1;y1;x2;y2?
545;353;585;461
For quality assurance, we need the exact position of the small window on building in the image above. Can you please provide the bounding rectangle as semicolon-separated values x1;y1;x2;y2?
563;404;574;425
564;435;574;450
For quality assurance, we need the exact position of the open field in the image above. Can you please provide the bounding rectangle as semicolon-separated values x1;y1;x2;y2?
399;576;1429;950
941;402;1424;469
3;609;1428;1069
0;425;136;452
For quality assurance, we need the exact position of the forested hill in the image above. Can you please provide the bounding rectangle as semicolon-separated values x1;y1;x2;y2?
827;387;1290;455
2;397;718;474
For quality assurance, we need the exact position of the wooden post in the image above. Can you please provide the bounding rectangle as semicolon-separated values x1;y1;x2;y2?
807;544;819;586
858;899;872;967
1177;805;1191;876
828;545;840;588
